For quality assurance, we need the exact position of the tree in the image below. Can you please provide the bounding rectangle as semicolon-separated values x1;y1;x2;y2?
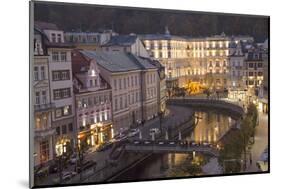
247;103;258;128
219;103;258;173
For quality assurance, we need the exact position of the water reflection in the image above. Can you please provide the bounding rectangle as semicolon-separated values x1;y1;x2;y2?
192;111;233;143
115;111;234;181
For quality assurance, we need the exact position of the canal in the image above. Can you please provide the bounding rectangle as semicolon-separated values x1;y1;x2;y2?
114;110;235;181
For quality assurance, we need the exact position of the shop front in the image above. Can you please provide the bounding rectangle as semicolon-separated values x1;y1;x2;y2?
55;137;73;157
257;98;268;114
77;122;113;150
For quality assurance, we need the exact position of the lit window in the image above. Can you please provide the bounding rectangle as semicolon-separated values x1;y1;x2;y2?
40;140;49;162
82;117;86;127
219;41;223;48
91;69;96;76
64;105;70;115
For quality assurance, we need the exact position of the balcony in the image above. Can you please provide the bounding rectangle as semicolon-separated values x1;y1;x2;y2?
35;127;56;138
34;103;55;112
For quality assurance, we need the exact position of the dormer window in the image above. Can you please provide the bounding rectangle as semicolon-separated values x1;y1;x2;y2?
34;40;43;55
51;33;56;42
57;34;62;43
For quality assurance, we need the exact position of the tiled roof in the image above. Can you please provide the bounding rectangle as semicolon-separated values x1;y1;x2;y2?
34;21;59;30
71;50;90;74
139;34;187;41
102;35;137;47
80;50;156;72
44;41;75;48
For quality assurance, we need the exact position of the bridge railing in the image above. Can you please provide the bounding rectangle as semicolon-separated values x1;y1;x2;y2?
167;97;245;117
125;140;220;157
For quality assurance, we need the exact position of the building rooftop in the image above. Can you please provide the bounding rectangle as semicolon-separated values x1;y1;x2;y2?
139;34;188;41
34;21;59;30
102;35;138;47
80;50;156;72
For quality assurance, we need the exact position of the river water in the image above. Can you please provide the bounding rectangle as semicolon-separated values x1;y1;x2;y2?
114;110;234;181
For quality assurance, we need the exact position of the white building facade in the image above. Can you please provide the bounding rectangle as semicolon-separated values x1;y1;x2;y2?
80;51;158;134
35;22;76;158
33;28;56;167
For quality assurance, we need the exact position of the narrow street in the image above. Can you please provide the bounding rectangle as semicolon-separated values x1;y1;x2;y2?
245;112;268;172
37;105;194;185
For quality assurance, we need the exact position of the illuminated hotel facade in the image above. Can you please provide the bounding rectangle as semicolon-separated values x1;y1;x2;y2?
140;28;259;97
140;29;231;93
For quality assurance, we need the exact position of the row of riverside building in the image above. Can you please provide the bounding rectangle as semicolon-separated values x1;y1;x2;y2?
33;22;164;168
32;22;268;168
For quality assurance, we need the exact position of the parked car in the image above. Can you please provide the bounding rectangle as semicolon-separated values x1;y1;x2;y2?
133;141;140;145
62;171;76;181
158;141;164;145
83;160;97;170
77;160;97;173
144;141;151;145
69;155;78;165
86;148;95;154
96;142;113;152
191;142;199;146
128;129;140;137
128;128;140;137
149;128;160;135
169;141;176;145
114;133;128;142
35;166;49;179
49;163;58;174
202;142;210;147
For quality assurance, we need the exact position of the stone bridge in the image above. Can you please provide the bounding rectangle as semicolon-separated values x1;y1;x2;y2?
125;140;219;157
167;97;245;118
